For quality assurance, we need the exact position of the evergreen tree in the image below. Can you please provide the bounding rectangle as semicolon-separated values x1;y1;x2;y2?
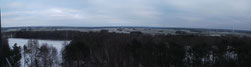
11;43;22;67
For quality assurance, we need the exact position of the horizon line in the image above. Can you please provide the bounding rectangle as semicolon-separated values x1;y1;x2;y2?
2;26;251;31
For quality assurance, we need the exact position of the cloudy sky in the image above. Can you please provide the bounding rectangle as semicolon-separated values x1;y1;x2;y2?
1;0;251;30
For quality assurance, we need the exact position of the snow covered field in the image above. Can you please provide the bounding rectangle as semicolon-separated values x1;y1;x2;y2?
8;38;70;67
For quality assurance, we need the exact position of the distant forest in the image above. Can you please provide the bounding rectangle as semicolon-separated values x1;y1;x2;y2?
2;31;251;67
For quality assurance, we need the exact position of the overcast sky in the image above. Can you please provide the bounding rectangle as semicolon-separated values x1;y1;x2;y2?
1;0;251;30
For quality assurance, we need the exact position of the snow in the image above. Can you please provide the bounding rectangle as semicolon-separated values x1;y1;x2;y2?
8;38;70;67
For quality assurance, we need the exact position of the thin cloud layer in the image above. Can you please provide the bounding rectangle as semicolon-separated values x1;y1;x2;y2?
1;0;251;30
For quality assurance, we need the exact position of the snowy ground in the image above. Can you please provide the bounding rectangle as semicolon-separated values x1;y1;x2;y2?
8;38;70;67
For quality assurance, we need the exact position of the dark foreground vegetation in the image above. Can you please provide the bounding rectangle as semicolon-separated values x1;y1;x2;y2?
2;31;251;67
1;38;22;67
62;32;251;67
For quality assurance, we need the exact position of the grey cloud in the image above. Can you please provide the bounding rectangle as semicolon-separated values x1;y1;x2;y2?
1;0;251;30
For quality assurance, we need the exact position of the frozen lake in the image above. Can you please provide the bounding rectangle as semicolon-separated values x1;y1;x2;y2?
8;38;70;67
8;38;70;51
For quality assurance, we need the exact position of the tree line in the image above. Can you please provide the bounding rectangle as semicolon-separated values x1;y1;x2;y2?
62;31;251;67
2;30;251;67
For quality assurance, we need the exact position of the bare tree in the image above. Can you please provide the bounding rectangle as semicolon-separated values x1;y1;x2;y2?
27;39;40;67
23;45;29;67
49;46;58;67
39;43;58;67
39;44;50;67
